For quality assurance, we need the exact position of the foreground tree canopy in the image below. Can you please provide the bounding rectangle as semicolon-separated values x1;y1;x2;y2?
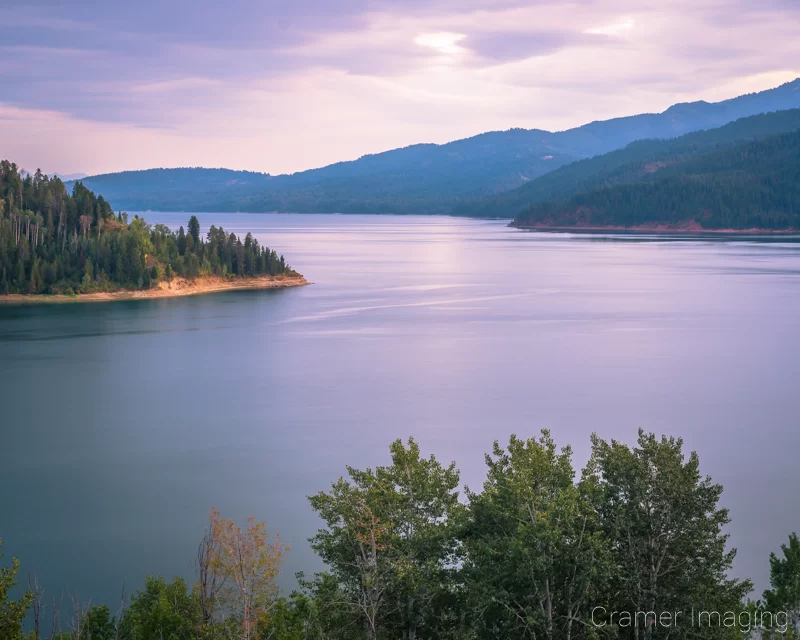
0;160;295;295
2;430;798;639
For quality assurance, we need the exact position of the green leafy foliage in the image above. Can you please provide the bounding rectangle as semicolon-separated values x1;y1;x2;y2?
118;576;201;640
308;438;463;640
762;532;800;636
7;431;798;639
585;430;751;639
0;540;32;640
463;432;609;640
76;605;116;640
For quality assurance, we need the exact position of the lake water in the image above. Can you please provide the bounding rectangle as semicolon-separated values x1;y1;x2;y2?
2;213;800;606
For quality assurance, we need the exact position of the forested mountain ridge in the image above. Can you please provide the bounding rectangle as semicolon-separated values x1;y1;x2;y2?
72;130;583;214
69;79;800;215
0;161;295;296
512;130;800;230
459;107;800;218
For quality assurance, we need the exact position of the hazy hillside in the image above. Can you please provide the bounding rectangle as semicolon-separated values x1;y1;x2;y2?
68;168;275;211
457;107;800;217
51;172;88;181
513;130;800;230
70;79;800;214
71;131;583;213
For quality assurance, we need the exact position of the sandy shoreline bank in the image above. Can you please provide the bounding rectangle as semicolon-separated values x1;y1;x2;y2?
0;274;310;304
510;222;800;235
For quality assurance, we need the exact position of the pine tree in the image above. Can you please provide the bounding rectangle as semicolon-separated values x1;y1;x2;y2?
188;215;201;245
177;226;187;255
0;161;297;296
82;258;94;290
28;259;40;293
14;259;25;290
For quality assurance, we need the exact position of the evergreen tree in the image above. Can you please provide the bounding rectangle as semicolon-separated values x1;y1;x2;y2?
177;225;187;256
0;161;297;296
188;215;201;245
14;259;25;289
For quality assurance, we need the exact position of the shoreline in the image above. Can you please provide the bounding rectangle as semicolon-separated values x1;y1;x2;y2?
510;222;800;236
0;274;310;305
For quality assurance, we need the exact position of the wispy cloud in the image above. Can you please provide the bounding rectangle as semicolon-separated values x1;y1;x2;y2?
584;18;635;36
131;78;224;94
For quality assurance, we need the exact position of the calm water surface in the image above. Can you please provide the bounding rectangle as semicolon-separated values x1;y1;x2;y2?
2;213;800;602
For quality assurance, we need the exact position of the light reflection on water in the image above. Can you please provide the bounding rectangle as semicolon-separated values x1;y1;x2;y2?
2;213;799;607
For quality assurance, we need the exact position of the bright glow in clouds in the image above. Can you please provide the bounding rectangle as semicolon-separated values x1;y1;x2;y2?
0;0;797;176
585;18;635;36
414;32;467;55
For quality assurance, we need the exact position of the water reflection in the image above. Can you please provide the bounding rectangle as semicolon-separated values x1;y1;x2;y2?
1;213;799;609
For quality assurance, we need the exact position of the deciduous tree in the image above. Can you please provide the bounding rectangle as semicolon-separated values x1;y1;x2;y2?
763;532;800;637
0;539;32;640
464;432;608;640
308;438;463;640
207;508;288;640
587;430;751;640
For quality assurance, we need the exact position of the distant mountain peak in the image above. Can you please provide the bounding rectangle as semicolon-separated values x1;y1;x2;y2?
68;79;800;215
52;172;88;181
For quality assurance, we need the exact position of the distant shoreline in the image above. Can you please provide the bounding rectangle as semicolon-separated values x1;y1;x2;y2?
0;274;310;305
510;222;800;236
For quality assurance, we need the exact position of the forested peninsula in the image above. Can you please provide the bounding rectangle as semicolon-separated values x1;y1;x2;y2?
0;161;306;302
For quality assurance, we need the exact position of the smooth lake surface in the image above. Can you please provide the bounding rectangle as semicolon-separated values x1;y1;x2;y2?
2;213;800;603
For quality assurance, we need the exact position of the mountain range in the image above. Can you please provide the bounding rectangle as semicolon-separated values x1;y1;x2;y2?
69;79;800;216
462;107;800;219
512;120;800;230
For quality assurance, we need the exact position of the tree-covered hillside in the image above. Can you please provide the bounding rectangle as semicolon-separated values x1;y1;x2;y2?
513;130;800;230
459;108;800;218
0;161;294;296
71;130;582;214
70;79;800;215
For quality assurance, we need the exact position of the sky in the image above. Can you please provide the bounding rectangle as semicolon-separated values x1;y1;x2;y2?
1;0;798;177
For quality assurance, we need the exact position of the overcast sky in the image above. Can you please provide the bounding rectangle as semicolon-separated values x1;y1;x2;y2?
1;0;798;176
